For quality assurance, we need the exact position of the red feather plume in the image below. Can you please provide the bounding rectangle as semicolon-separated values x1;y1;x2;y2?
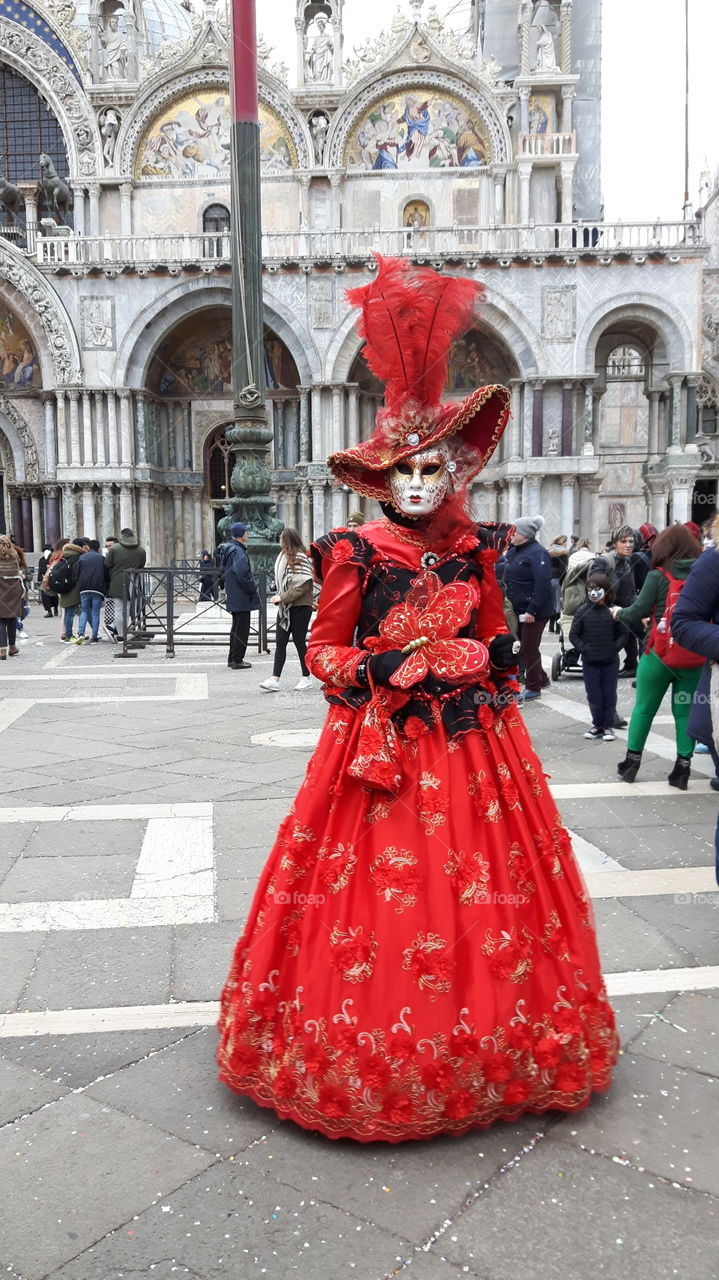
346;256;483;415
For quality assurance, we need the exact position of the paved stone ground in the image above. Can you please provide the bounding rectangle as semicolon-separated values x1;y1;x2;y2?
1;613;717;1280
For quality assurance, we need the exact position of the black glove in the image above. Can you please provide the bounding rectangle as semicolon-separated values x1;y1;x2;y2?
365;649;407;687
489;633;521;670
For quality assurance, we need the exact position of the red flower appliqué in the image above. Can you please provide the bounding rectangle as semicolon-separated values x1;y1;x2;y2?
375;571;488;689
331;538;355;564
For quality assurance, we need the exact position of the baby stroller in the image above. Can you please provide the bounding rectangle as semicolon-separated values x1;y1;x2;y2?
551;620;583;682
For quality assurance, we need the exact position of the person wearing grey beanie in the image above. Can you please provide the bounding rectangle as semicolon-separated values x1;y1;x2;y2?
502;515;553;699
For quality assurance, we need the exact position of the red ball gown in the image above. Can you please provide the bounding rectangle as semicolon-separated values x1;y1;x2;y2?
218;517;619;1141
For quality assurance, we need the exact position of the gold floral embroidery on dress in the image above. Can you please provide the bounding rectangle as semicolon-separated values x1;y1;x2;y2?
541;910;571;961
443;848;491;905
280;907;306;957
519;756;544;798
370;846;420;914
278;819;317;883
402;931;453;1000
329;923;378;983
468;770;501;822
496;761;521;810
481;926;534;983
364;792;395;825
417;770;448;835
507;843;537;896
318;840;357;895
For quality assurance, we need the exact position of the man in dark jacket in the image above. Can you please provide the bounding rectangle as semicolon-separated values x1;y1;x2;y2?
76;539;107;643
590;525;639;675
503;514;553;699
223;522;260;670
105;528;147;638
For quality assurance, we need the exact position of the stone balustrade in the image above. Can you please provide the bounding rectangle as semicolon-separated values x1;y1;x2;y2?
518;132;576;157
27;220;705;271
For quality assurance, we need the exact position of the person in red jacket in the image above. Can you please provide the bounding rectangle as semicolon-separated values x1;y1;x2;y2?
217;257;618;1142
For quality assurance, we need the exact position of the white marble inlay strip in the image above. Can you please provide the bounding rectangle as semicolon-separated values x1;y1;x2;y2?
43;645;74;670
539;693;715;774
568;830;624;874
584;865;717;899
0;895;215;932
131;816;214;900
2;965;718;1037
0;699;34;733
0;803;212;823
0;671;182;682
552;779;716;798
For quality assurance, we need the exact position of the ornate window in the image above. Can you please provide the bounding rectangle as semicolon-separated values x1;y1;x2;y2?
0;67;68;183
203;203;230;234
607;346;645;378
205;427;233;501
697;374;719;435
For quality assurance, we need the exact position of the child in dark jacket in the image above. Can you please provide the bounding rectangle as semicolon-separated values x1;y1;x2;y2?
569;575;624;741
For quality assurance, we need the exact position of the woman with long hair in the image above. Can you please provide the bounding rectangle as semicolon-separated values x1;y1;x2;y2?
260;527;315;692
0;534;23;658
613;524;703;787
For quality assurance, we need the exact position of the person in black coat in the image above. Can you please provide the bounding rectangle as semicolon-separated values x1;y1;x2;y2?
589;526;640;675
503;514;553;699
569;575;624;741
671;538;719;882
222;522;260;670
198;550;218;602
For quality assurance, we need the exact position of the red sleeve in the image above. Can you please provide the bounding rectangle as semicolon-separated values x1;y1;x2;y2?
306;555;366;688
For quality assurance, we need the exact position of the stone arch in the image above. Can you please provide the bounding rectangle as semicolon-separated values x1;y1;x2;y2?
0;241;81;385
0;398;40;483
263;290;321;384
576;296;695;378
326;68;511;170
0;23;101;179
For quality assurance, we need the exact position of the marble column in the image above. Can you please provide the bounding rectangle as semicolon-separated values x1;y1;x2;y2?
561;86;574;132
119;183;133;238
346;383;360;449
581;380;595;455
505;478;522;520
119;392;133;465
492;167;505;225
61;485;76;535
561;382;573;456
138;486;152;559
671;479;694;523
310;386;323;460
685;374;700;442
20;493;33;550
507;380;522;458
311;482;326;539
135;395;148;464
101;485;115;538
298;388;310;462
560;476;576;536
106;392;119;467
331;385;344;452
173;490;184;560
483;482;498;521
193;491;202;556
55;393;68;467
119;485;134;532
531;382;544;456
43;488;61;545
31;491;42;552
666;375;683;448
42;395;57;475
81;485;95;537
183;403;193;469
647;389;661;456
70;186;84;236
518;161;532;224
174;405;185;473
10;493;22;543
88;184;100;238
93;392;107;466
68;391;81;466
560;161;575;224
526;476;542;517
300;483;312;548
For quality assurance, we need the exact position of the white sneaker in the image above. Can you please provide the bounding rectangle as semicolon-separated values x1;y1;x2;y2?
260;676;280;691
603;729;616;742
294;676;313;691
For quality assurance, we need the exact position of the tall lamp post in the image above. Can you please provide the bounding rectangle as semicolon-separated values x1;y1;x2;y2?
218;0;281;569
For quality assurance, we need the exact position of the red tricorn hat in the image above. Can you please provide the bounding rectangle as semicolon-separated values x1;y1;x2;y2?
328;256;510;503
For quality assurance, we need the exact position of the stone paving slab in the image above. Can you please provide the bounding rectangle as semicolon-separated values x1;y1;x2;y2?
21;926;173;1011
438;1138;718;1280
0;931;45;1012
570;822;714;870
86;1027;276;1154
1;853;138;902
629;991;719;1075
48;1159;412;1280
0;1054;67;1125
0;1028;199;1090
14;820;145;859
0;1092;215;1279
625;894;719;964
546;1051;717;1195
592;900;698;972
171;921;244;1002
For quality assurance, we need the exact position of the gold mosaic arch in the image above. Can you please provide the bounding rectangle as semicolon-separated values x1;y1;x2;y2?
135;92;297;180
344;87;493;172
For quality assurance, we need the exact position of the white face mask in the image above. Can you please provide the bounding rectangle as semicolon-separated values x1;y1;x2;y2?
388;447;452;518
587;587;605;603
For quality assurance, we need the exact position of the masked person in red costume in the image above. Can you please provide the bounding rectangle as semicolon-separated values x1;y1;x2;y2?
218;257;618;1142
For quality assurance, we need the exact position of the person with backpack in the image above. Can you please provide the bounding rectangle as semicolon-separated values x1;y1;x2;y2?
75;539;107;643
612;524;703;787
569;574;624;742
559;537;594;651
49;539;86;642
0;535;24;659
590;526;640;676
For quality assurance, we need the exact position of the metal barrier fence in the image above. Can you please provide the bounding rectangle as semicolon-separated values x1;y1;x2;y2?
115;567;274;659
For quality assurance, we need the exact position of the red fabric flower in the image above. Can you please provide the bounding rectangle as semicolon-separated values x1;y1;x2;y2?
359;1055;392;1090
443;1089;475;1120
483;1052;513;1083
477;703;494;731
333;1026;359;1055
273;1068;297;1099
231;1044;259;1076
450;1031;479;1058
253;989;278;1021
553;1008;583;1038
403;715;429;740
421;1060;455;1091
304;1046;330;1076
554;1064;586;1094
503;1079;532;1106
505;1023;534;1052
331;539;355;564
589;1046;610;1075
376;572;489;688
534;1036;563;1069
318;1084;352;1117
380;1091;415;1124
388;1031;415;1061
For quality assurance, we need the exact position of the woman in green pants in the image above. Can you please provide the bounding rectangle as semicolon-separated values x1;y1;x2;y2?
612;524;703;788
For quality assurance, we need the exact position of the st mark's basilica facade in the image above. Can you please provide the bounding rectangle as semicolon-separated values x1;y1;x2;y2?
0;0;717;560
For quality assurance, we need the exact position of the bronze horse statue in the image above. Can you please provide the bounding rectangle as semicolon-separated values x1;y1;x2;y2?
0;172;24;225
39;153;73;225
